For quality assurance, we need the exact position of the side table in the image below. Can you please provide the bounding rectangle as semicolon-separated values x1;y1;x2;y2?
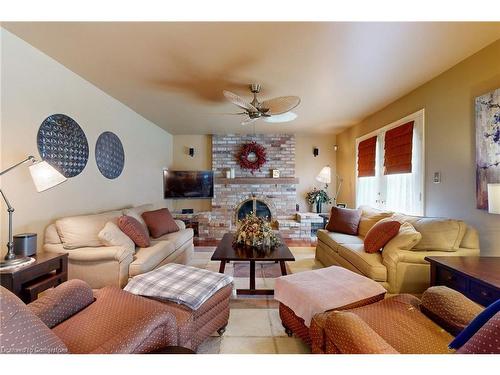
0;252;68;303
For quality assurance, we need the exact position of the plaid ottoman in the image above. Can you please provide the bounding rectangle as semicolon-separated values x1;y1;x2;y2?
274;266;386;346
125;264;233;351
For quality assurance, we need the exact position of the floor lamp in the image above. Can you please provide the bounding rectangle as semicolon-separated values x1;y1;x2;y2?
0;156;67;267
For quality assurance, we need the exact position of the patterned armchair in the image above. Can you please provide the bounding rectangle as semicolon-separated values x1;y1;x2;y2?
310;286;498;354
0;280;178;354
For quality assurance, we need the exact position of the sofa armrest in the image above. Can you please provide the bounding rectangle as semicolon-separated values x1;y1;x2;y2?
174;219;186;230
420;286;483;336
28;280;94;328
324;311;398;354
44;244;134;263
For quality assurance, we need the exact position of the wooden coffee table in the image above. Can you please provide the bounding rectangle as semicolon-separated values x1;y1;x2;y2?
211;233;295;295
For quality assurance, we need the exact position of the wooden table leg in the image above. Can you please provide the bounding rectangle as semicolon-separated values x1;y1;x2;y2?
249;260;255;290
280;261;287;276
218;260;226;274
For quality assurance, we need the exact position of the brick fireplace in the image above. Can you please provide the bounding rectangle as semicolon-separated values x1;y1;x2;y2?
189;134;317;240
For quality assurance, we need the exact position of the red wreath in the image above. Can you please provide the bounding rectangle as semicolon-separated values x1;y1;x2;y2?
238;142;267;174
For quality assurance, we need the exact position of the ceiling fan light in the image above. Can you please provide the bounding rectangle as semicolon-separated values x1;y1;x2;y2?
264;112;298;123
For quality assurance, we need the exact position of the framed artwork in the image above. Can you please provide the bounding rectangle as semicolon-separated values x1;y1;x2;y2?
475;88;500;210
272;169;280;178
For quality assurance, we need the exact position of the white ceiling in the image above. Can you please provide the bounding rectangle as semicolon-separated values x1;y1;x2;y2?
3;22;500;135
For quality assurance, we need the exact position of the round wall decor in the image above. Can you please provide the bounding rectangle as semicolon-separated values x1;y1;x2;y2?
37;114;89;178
95;131;125;179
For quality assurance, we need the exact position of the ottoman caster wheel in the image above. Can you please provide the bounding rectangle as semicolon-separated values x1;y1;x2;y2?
284;327;293;337
217;326;227;336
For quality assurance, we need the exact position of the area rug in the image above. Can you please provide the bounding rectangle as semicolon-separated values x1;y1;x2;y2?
189;246;321;354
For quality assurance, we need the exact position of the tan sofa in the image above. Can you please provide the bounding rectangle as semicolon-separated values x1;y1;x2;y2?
315;206;480;294
43;204;194;289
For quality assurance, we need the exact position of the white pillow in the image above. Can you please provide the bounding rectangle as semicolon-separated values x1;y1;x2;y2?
98;221;135;253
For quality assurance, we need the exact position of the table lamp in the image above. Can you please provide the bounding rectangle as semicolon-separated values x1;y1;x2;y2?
487;183;500;214
316;166;331;188
0;156;67;267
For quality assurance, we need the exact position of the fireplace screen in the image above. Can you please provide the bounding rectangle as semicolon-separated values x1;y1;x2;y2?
236;198;272;222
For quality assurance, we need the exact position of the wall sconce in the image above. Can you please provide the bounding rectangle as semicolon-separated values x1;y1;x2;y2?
313;147;319;157
333;145;338;152
188;147;195;157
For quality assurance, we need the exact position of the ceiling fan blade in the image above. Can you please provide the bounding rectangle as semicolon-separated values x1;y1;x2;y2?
241;117;258;126
261;96;301;115
223;90;258;113
264;112;298;123
211;112;247;115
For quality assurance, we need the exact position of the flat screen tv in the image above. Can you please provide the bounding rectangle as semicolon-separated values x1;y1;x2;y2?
163;170;214;199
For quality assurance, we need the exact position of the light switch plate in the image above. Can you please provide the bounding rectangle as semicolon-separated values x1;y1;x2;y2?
433;172;441;184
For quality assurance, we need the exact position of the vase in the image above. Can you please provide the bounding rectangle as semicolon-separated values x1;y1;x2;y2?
316;200;322;213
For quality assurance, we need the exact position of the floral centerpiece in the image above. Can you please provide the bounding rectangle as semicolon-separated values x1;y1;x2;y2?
234;212;280;249
306;187;332;213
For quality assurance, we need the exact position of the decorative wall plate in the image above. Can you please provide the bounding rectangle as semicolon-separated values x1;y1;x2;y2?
95;131;125;179
37;114;89;178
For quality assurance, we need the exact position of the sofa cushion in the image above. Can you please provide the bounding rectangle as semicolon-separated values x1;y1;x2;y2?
142;208;179;238
98;221;136;254
55;210;122;249
392;215;466;251
317;230;364;252
118;215;151;248
325;207;361;235
152;228;194;249
123;204;154;233
336;243;387;282
460;226;480;249
129;241;177;277
364;219;401;253
358;206;394;237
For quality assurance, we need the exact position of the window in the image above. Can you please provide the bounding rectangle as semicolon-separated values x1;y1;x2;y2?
356;109;425;215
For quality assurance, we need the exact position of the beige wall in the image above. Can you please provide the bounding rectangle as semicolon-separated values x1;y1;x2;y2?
337;39;500;255
295;134;337;212
0;29;173;253
171;135;212;212
170;133;338;213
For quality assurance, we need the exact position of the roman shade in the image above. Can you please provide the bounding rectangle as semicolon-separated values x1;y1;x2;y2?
384;121;414;175
357;136;377;177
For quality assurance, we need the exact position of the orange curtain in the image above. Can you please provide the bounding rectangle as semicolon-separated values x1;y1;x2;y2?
384;121;414;175
357;136;377;177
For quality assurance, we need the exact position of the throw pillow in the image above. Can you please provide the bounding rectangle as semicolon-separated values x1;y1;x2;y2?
98;221;136;253
383;222;422;252
325;207;362;235
363;219;401;253
357;206;394;237
117;215;151;248
141;208;179;238
122;204;154;232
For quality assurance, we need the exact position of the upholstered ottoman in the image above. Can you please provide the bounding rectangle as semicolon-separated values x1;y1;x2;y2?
125;263;233;351
274;266;386;346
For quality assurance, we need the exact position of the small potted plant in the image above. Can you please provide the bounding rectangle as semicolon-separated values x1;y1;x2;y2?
306;188;332;213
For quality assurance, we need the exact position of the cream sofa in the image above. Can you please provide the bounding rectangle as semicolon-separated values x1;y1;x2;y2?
315;206;480;294
43;204;194;289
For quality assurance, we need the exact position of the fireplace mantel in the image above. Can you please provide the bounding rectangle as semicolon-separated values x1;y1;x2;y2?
215;177;299;185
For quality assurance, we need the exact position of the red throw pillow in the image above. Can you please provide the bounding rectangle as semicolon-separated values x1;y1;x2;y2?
141;208;179;238
364;220;401;253
325;207;362;235
118;215;150;247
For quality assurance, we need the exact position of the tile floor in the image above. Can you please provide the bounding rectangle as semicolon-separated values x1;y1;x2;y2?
190;246;323;354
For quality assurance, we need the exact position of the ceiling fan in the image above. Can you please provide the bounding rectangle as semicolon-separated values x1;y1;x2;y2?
223;84;300;125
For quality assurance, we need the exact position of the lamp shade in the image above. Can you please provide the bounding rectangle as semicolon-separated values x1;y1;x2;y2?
29;161;67;192
316;166;331;184
487;183;500;214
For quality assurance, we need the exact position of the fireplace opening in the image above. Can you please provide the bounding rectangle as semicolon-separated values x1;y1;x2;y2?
236;198;272;222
